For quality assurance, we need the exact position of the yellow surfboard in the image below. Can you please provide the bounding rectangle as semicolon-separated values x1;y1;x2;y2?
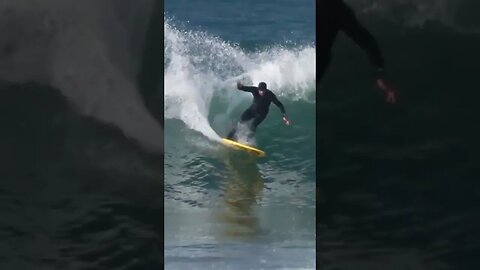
221;138;266;157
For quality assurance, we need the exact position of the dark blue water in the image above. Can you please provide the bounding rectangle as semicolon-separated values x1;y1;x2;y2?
165;0;315;45
164;0;316;269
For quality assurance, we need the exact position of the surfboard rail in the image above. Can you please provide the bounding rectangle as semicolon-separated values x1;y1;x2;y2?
221;138;266;157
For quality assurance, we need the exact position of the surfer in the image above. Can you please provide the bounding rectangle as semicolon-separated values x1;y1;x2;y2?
227;82;290;141
318;0;397;104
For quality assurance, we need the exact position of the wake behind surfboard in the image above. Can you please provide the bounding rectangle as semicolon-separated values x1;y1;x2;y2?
221;138;266;157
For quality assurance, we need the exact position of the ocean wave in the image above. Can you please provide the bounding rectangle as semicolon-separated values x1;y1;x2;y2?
164;18;316;141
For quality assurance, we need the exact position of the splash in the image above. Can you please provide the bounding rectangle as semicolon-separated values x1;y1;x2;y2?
164;19;316;142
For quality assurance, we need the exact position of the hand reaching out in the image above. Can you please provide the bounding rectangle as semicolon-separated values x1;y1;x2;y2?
376;78;397;104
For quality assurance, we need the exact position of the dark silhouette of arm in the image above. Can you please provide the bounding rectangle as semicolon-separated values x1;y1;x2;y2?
237;84;257;93
338;1;385;70
271;93;286;114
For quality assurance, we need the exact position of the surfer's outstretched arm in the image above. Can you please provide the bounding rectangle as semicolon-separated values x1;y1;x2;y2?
236;82;257;92
271;94;286;114
272;94;290;125
338;0;397;104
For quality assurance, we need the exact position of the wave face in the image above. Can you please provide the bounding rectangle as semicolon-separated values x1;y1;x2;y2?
0;0;164;151
164;0;316;269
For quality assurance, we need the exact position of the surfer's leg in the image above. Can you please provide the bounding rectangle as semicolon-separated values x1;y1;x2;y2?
247;113;267;138
227;127;237;140
227;109;255;140
240;109;255;122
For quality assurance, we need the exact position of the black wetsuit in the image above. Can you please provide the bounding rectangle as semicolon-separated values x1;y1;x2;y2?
317;0;385;82
227;86;285;140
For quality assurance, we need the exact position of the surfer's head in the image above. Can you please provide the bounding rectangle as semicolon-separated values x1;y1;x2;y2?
258;82;267;90
258;82;267;96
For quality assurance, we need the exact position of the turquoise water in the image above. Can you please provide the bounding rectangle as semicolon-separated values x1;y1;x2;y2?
164;0;316;269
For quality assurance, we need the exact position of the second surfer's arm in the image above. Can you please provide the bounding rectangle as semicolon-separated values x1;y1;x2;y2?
338;1;384;71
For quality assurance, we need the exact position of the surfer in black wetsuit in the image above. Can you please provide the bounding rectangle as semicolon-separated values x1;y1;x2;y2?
318;0;397;103
227;82;290;141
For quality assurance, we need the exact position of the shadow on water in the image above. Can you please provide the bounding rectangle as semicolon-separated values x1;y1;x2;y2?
216;150;265;240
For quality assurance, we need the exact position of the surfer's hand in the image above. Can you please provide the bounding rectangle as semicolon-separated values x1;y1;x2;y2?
376;78;397;104
282;115;291;126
